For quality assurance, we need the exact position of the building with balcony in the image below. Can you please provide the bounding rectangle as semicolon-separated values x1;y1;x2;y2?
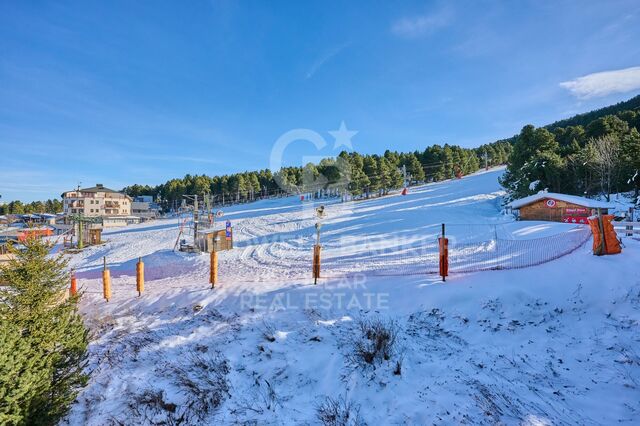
62;184;132;217
131;195;161;219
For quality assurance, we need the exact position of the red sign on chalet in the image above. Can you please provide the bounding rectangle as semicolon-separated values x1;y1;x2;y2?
562;216;589;224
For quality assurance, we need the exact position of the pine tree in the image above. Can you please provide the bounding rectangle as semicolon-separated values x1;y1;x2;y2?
363;156;380;194
377;157;403;193
346;153;370;196
0;238;88;425
406;154;425;182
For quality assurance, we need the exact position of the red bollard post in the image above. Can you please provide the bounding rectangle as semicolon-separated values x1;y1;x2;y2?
438;223;449;282
70;271;78;297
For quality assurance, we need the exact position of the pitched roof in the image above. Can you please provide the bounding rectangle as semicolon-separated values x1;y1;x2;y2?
508;192;616;209
77;185;120;193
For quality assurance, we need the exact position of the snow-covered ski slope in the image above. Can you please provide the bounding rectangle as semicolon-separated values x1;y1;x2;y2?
68;167;583;286
63;168;640;425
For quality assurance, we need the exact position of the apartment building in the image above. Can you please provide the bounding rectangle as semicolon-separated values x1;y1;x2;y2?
62;184;132;217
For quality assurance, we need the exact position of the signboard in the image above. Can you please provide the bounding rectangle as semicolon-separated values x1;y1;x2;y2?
225;220;232;241
562;216;589;224
565;207;588;215
545;199;557;208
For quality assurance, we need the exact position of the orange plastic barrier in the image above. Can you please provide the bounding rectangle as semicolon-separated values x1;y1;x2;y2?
588;217;602;255
602;215;622;254
588;215;621;255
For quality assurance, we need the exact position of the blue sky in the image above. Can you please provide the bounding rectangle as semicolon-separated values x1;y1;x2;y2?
1;0;640;202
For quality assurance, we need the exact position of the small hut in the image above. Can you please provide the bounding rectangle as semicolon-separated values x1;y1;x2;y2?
195;229;233;253
508;192;616;224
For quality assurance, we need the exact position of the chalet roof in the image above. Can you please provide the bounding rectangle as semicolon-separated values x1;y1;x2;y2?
78;184;120;193
508;192;616;209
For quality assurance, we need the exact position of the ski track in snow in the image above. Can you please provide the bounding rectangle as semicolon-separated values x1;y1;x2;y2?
61;168;640;425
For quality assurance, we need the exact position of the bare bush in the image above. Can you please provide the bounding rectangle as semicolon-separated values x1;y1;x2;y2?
393;353;404;376
169;350;230;419
128;389;190;425
316;396;365;426
350;317;399;367
261;320;276;342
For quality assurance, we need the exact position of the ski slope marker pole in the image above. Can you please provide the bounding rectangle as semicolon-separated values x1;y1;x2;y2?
102;256;111;302
210;250;218;288
439;223;448;282
313;244;321;285
136;257;144;296
70;270;78;297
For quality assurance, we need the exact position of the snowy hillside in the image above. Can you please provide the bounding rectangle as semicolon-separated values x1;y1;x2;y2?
62;168;640;425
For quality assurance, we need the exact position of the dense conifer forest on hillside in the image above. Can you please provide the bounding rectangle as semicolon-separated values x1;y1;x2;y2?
3;95;639;213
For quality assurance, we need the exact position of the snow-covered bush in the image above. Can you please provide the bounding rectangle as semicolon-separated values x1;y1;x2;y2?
316;396;365;426
350;317;399;367
169;350;230;418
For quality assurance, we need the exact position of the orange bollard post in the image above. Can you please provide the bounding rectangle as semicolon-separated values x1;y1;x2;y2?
210;250;218;288
102;257;111;302
136;257;144;296
70;271;78;297
312;244;321;285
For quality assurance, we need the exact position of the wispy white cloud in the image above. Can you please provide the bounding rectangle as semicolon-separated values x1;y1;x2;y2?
391;6;453;38
560;66;640;99
305;43;350;80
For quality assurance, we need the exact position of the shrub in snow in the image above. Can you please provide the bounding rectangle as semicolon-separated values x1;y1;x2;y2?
169;351;230;418
129;389;186;424
316;396;365;426
350;317;399;367
261;320;276;342
120;351;230;424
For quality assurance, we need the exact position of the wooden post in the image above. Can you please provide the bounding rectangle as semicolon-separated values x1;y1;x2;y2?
102;256;111;302
210;250;218;288
136;257;144;296
70;271;78;297
313;244;321;284
439;223;449;282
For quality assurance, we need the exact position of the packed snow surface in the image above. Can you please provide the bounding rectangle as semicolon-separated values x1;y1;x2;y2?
61;168;640;425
